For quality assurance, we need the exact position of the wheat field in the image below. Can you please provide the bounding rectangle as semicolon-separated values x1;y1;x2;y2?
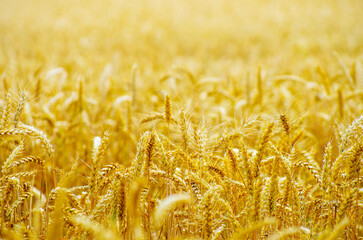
0;0;362;239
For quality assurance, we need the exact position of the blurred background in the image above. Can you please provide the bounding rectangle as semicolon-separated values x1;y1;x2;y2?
0;0;362;78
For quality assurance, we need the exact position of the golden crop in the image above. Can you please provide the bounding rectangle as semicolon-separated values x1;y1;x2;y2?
0;0;362;239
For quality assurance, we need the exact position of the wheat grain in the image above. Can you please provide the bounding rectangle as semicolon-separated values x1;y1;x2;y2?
0;2;362;238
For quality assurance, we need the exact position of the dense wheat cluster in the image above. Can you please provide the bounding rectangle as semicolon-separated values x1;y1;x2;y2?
0;0;362;239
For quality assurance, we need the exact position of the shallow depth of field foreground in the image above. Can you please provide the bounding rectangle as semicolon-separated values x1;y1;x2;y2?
0;0;362;239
